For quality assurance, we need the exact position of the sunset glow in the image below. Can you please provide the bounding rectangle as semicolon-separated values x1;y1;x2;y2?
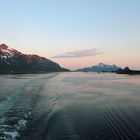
0;0;140;70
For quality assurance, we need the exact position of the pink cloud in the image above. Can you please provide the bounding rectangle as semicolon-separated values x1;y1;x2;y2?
52;48;102;58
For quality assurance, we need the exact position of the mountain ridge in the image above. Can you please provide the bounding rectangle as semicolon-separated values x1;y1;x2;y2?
75;63;121;72
116;67;140;75
0;44;69;74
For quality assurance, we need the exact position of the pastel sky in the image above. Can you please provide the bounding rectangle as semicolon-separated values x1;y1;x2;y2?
0;0;140;70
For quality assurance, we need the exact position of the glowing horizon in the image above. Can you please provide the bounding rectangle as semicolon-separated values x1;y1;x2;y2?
0;0;140;70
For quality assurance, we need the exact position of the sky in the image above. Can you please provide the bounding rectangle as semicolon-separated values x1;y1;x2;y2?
0;0;140;70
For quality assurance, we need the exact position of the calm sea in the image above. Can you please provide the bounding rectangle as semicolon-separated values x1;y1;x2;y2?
0;72;140;140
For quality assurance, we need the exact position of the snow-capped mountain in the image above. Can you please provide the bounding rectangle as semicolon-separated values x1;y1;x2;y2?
76;63;121;72
0;44;69;73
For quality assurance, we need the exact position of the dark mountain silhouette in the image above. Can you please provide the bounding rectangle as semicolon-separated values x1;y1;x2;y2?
75;63;121;72
0;44;69;74
116;67;140;74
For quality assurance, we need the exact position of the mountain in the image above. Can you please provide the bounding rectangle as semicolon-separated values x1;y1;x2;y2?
116;67;140;74
75;63;121;72
0;44;69;74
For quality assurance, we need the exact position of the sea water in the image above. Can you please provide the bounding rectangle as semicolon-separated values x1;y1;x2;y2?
0;72;140;140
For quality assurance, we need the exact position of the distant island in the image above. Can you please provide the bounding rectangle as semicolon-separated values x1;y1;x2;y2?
75;63;121;73
0;44;70;74
116;67;140;75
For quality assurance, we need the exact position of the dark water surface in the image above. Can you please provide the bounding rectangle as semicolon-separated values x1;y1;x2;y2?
0;72;140;140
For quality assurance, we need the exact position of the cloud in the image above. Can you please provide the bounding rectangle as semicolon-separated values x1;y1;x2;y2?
52;48;102;58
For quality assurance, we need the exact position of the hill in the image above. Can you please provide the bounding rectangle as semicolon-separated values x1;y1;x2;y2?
75;63;121;72
0;44;69;74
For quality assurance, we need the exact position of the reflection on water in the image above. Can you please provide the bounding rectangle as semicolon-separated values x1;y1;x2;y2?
0;72;140;140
